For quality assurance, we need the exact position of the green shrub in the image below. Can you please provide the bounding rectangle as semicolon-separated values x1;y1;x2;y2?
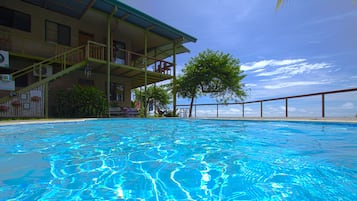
55;85;108;118
164;110;179;117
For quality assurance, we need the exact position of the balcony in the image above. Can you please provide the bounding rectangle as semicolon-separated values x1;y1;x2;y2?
0;28;175;88
87;41;173;74
86;41;174;88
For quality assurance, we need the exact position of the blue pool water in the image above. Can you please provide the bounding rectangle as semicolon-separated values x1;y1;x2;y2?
0;119;356;200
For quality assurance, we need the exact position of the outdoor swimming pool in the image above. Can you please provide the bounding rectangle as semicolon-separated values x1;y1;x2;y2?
0;119;356;200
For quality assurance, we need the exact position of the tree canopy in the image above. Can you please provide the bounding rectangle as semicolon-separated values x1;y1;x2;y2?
176;49;246;117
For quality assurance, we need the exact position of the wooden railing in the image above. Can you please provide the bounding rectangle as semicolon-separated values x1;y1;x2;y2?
177;88;357;118
87;41;106;61
115;48;174;75
0;30;174;76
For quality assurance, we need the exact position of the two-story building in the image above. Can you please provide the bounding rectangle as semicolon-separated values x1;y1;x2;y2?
0;0;196;118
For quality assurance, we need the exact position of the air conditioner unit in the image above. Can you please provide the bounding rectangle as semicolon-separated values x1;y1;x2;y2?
0;74;11;81
33;65;53;77
0;50;10;68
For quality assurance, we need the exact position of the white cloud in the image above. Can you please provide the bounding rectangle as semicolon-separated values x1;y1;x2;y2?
257;62;331;77
242;59;332;81
306;11;357;26
269;75;291;80
253;69;265;73
264;81;326;89
280;106;297;112
245;83;257;87
241;59;306;71
241;60;272;71
341;102;354;109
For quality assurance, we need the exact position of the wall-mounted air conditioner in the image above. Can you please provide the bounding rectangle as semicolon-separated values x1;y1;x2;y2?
0;74;11;81
0;50;10;68
33;65;53;77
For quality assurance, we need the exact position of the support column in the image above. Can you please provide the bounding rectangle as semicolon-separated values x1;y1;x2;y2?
106;6;117;117
260;101;263;118
173;41;177;116
45;83;48;118
242;103;245;118
143;30;148;117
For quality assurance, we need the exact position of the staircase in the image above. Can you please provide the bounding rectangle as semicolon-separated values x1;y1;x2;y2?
0;45;88;118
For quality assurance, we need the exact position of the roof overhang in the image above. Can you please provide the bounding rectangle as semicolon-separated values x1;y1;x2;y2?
22;0;197;44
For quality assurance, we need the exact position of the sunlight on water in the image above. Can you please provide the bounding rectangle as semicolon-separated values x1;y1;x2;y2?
0;119;356;200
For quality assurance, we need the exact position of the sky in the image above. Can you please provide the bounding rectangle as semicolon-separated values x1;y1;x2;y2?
121;0;357;117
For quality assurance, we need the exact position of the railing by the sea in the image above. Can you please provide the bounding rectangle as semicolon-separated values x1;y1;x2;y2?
177;88;357;119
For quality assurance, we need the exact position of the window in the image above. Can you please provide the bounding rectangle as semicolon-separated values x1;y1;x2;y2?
0;7;31;32
45;20;71;46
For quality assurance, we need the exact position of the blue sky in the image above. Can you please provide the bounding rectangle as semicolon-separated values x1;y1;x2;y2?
122;0;357;117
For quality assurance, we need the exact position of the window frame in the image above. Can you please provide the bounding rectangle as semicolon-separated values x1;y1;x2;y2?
45;20;71;46
0;6;31;32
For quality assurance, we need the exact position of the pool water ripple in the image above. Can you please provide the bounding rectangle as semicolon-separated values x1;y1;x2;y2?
0;119;356;200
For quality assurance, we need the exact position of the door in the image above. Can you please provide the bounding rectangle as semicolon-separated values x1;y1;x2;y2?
78;31;94;45
113;40;126;64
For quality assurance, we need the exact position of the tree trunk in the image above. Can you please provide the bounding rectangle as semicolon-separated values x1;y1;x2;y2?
189;96;195;118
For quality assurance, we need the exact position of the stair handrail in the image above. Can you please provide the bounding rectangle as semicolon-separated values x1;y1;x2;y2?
11;45;86;79
0;60;87;104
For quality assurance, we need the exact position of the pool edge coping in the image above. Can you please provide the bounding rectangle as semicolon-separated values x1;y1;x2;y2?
0;117;356;126
201;117;357;124
0;118;98;126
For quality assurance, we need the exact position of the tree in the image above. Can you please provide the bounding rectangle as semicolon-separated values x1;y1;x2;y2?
176;49;246;117
133;85;171;117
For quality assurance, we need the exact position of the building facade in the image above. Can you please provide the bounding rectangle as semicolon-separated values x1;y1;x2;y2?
0;0;196;118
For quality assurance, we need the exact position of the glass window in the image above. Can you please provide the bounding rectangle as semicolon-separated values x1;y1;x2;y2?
0;7;31;32
45;20;71;46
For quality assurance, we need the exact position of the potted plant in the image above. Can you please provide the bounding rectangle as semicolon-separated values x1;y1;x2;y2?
0;105;9;112
31;96;41;102
11;100;21;108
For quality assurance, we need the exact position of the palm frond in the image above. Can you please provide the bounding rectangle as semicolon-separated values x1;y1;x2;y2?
275;0;283;11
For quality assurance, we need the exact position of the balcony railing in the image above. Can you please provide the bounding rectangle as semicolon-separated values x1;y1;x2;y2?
86;41;174;75
0;30;174;76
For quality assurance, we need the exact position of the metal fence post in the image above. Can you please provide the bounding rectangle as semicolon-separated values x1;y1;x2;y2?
322;94;325;118
285;98;288;118
195;105;197;118
175;88;357;119
242;103;245;118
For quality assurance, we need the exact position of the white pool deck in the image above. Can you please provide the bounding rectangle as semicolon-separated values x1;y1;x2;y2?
0;118;96;126
0;117;356;126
